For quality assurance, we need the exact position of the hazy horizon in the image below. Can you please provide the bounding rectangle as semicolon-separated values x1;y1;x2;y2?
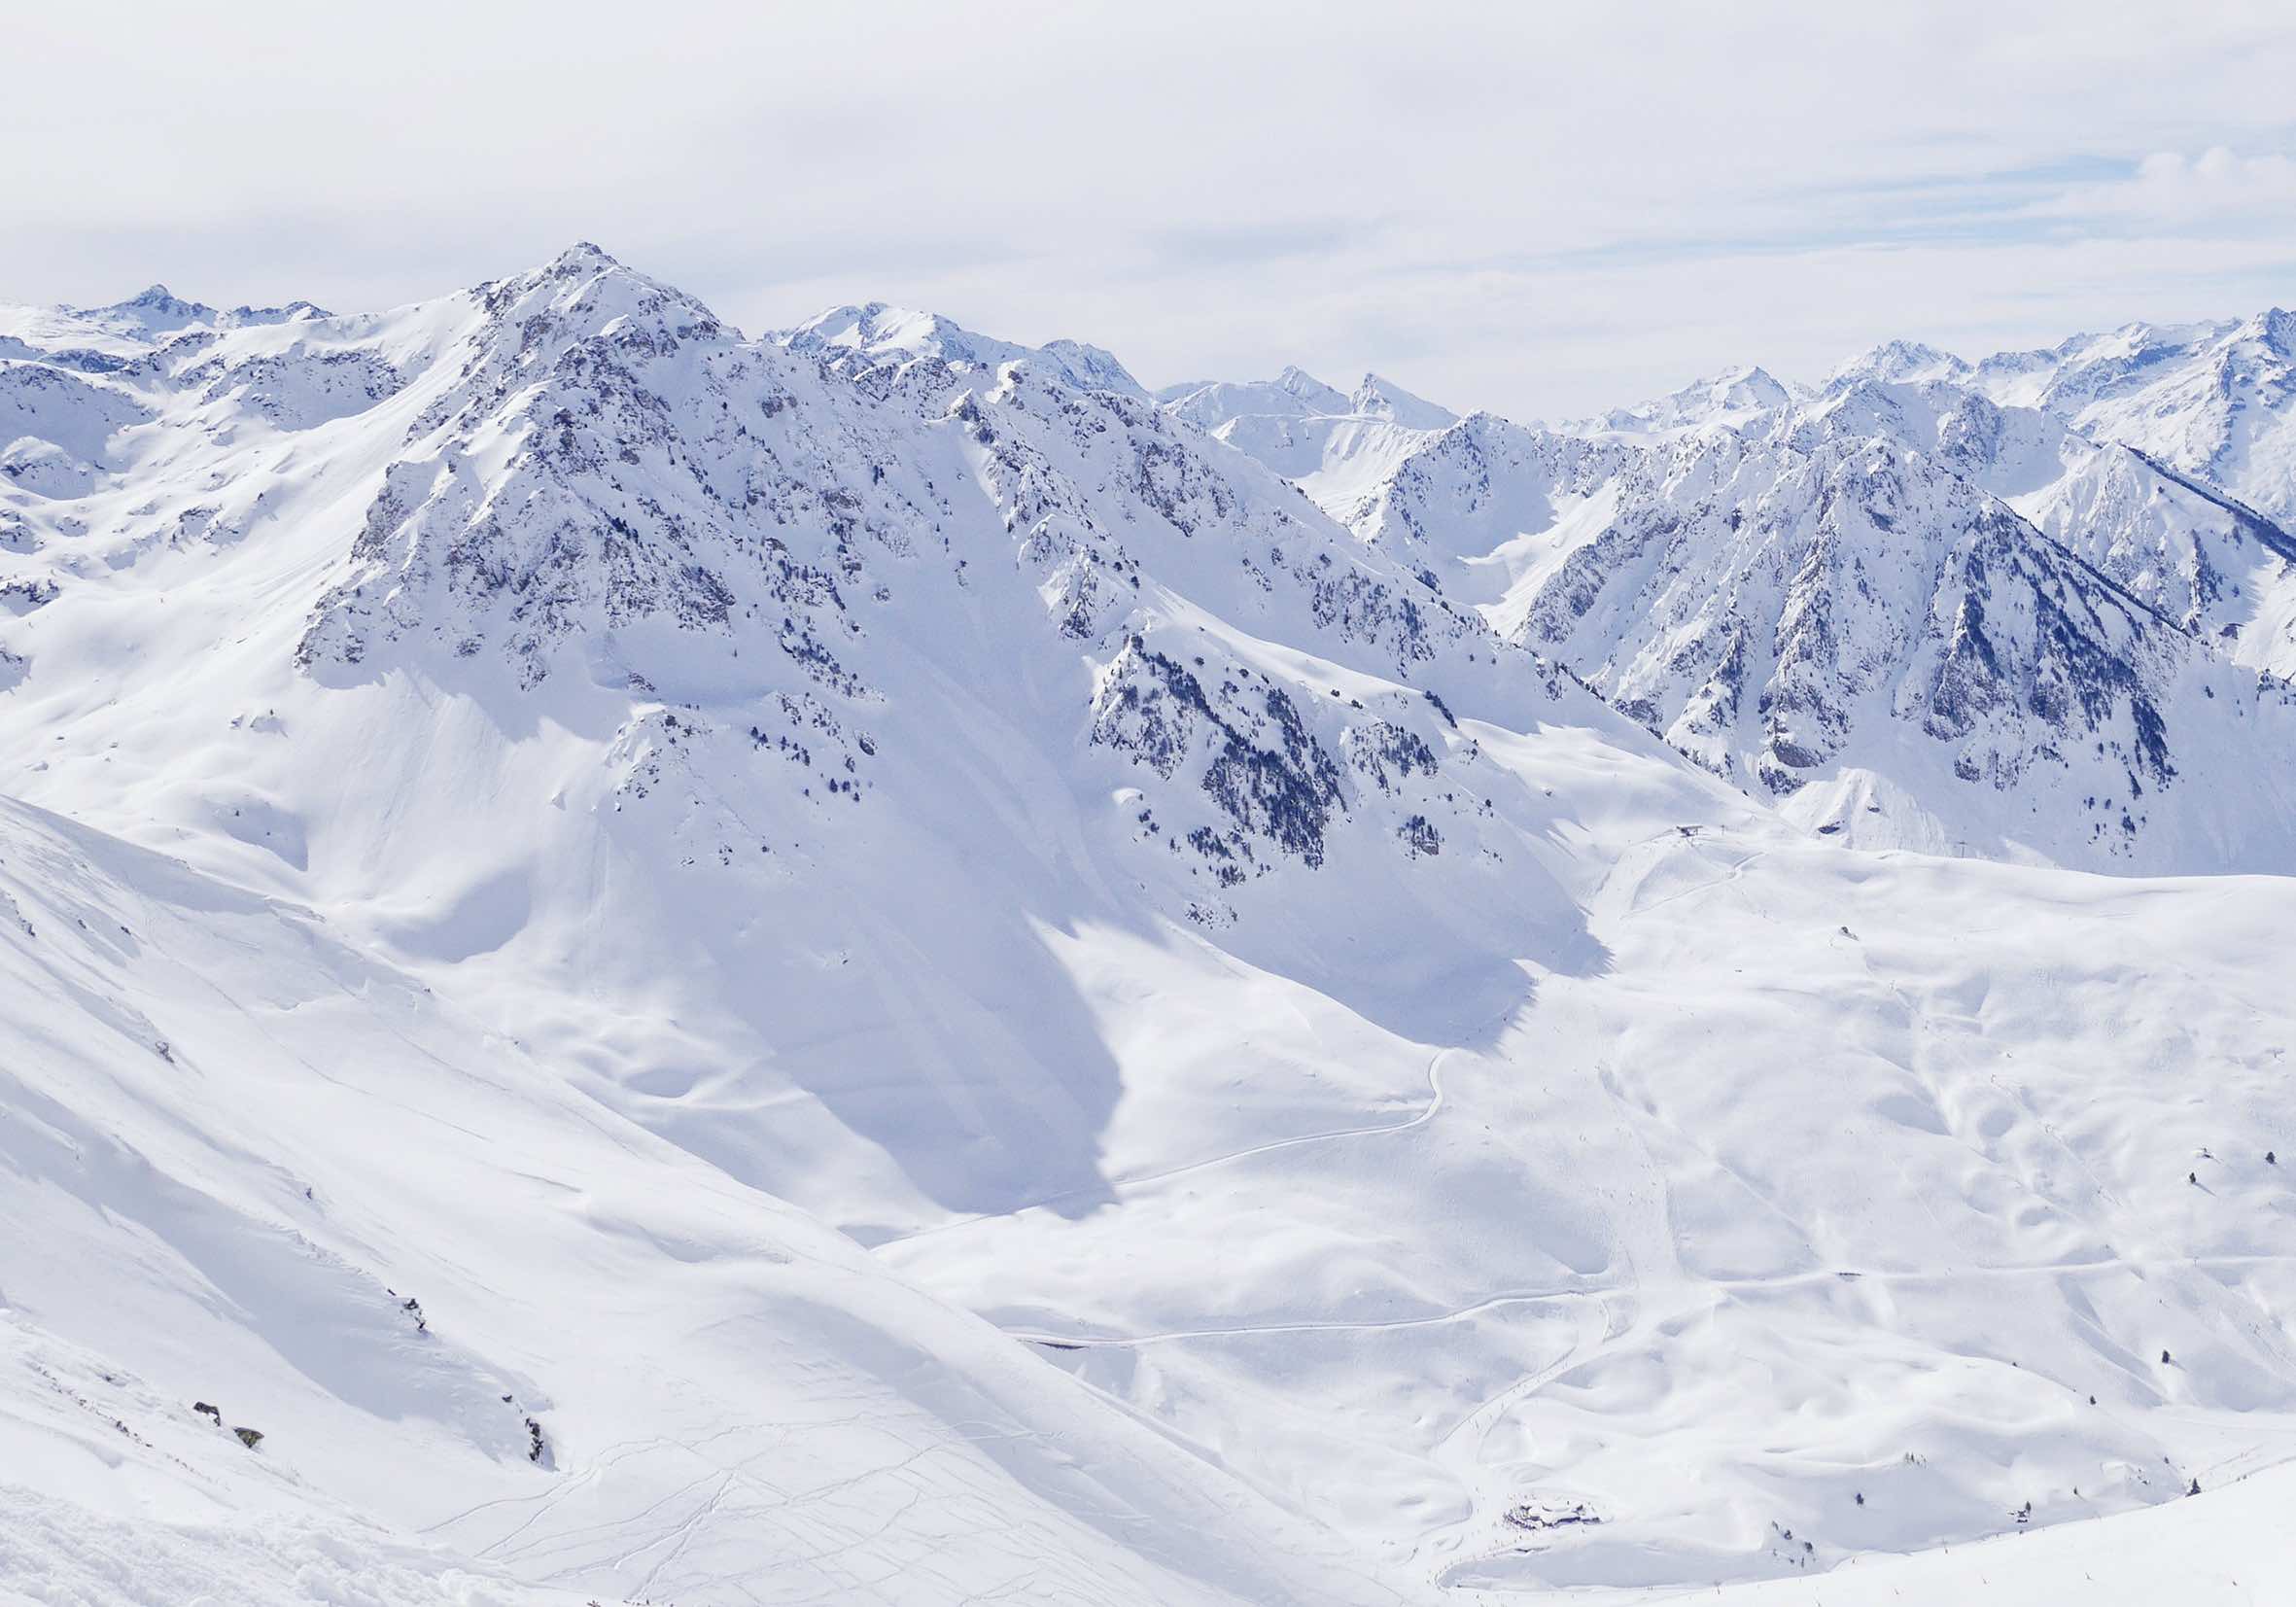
12;0;2296;418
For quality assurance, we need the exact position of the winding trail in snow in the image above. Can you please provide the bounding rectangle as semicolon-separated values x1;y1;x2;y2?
1109;1044;1460;1192
1007;1253;2294;1350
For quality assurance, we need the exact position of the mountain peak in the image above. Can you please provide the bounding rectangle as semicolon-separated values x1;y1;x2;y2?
780;301;1029;371
2236;306;2296;354
1589;364;1798;437
68;282;219;334
1274;367;1349;414
779;305;1146;396
471;243;727;346
1037;338;1148;398
1831;338;1969;387
228;298;330;324
1350;372;1456;430
542;240;625;275
1711;363;1790;397
784;300;936;352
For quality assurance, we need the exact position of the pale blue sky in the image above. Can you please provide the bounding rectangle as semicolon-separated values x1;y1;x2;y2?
9;0;2296;417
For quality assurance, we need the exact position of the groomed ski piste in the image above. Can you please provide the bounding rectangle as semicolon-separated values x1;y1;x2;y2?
4;250;2294;1603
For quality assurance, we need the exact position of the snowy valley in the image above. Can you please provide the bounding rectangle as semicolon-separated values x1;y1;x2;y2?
3;248;2295;1605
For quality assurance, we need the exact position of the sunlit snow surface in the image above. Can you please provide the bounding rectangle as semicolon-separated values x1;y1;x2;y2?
3;255;2294;1602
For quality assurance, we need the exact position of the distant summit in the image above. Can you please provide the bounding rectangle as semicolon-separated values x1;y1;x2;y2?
781;300;1146;395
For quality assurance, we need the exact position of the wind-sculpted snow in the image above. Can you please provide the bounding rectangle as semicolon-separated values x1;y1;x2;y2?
5;250;2296;1603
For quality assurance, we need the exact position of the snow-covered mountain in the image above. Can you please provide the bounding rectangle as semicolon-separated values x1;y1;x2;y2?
1506;422;2296;865
0;245;1657;1600
1209;318;2296;870
2;243;1596;1218
1798;375;2296;674
6;250;2296;1604
1963;309;2296;522
783;297;1151;399
1155;365;1461;537
1578;364;1809;439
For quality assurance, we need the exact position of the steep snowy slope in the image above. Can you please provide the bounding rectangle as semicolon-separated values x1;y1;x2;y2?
5;251;2296;1603
11;786;2290;1607
1828;339;1974;389
1828;310;2296;529
1792;377;2296;678
1156;366;1460;534
1157;366;1352;427
1235;335;2296;868
0;792;1398;1607
0;245;1638;1225
1967;309;2296;523
1577;364;1808;440
1332;413;1633;587
782;298;1149;398
1363;416;2296;868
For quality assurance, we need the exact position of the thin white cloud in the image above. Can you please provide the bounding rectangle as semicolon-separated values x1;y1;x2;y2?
7;0;2296;417
2041;146;2296;223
